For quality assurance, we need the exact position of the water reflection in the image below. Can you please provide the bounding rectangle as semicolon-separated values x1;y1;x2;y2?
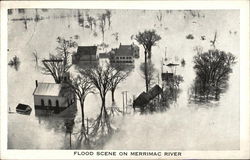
34;107;77;149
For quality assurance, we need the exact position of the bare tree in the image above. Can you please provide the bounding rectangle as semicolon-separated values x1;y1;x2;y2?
56;36;77;72
98;14;106;42
80;65;116;137
41;54;64;83
41;37;77;83
110;68;129;102
135;30;161;92
69;74;93;129
105;10;112;28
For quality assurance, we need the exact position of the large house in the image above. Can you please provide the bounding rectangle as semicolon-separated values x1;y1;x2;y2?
72;46;98;66
109;43;139;66
33;73;76;114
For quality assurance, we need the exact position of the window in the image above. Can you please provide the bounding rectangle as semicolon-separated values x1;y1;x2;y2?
56;100;59;107
48;99;52;106
41;99;44;106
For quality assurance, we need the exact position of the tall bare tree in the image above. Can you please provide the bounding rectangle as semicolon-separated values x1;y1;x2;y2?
110;68;129;102
41;37;77;83
135;30;161;92
80;65;117;137
98;14;106;42
41;54;64;83
69;74;93;129
56;36;77;72
135;30;161;59
105;10;112;28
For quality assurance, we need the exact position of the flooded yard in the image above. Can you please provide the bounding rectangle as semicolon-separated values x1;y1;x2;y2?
8;9;239;150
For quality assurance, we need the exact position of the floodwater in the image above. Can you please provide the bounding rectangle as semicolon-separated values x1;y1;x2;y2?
8;9;239;149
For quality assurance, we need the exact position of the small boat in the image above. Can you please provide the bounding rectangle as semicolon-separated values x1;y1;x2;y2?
16;103;32;115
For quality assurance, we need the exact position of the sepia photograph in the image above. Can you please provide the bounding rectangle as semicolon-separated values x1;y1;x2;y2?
1;1;249;159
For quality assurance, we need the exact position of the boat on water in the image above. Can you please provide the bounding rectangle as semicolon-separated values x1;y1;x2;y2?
16;103;32;115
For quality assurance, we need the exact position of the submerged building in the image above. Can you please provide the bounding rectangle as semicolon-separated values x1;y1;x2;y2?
72;46;98;66
133;85;162;112
109;43;139;66
33;73;76;114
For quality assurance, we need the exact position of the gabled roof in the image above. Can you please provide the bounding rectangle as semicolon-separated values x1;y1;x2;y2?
76;46;97;56
33;83;62;96
116;45;133;56
133;85;162;108
162;72;174;81
133;92;150;107
148;85;162;100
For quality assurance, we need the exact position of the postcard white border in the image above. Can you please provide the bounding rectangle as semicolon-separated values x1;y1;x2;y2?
1;1;249;159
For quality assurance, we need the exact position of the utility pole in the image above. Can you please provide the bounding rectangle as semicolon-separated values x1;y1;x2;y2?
125;91;128;113
164;47;167;61
122;91;128;115
122;92;125;116
86;118;89;135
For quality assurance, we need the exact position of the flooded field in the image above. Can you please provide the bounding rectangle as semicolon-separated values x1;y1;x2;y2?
8;9;239;150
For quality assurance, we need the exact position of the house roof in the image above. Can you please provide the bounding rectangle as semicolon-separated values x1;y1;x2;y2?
133;85;162;108
162;72;174;81
115;45;133;56
147;85;162;99
99;53;109;58
33;83;63;96
133;92;150;107
76;46;97;56
16;103;30;110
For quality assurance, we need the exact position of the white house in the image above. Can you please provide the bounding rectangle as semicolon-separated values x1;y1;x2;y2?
33;74;76;114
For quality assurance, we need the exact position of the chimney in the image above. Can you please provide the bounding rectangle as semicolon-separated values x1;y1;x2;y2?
35;80;38;87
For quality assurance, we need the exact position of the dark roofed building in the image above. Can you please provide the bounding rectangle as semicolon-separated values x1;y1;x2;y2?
72;46;98;66
133;85;162;110
133;92;150;107
161;72;174;82
99;53;110;59
109;43;139;65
